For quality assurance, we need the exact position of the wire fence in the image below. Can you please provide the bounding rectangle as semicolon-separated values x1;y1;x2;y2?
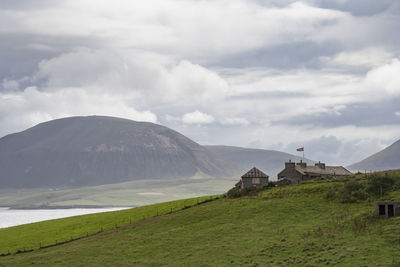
0;195;221;257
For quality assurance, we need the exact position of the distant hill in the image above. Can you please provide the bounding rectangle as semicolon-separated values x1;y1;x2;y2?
0;116;238;188
348;139;400;172
204;145;314;179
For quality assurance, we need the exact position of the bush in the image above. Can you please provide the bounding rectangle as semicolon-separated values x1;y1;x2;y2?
366;176;395;197
227;187;242;198
340;181;368;203
325;187;338;200
226;182;276;199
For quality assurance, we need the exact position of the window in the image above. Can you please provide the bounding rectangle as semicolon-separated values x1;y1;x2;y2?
388;205;394;217
252;178;260;184
379;205;385;216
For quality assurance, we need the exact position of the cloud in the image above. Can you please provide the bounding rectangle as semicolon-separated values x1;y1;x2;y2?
182;110;215;125
321;47;394;68
220;117;250;126
0;0;399;166
364;58;400;97
0;86;157;137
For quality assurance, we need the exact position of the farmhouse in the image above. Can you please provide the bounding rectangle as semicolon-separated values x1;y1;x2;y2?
277;160;352;184
235;167;269;189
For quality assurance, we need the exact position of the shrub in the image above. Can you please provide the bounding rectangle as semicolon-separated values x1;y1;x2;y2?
325;187;338;200
366;176;395;197
226;183;275;198
227;187;242;198
340;181;368;203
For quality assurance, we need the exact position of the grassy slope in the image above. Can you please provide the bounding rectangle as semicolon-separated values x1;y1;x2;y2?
1;178;400;266
0;177;234;208
0;196;217;255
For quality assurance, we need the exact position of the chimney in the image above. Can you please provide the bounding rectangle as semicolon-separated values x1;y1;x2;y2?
315;161;326;169
285;160;295;169
296;160;307;168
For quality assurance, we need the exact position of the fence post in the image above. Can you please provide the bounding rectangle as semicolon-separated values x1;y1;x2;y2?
130;217;132;224
39;242;42;249
86;232;88;237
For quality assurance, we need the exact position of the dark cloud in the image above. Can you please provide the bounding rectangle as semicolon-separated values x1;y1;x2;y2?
0;0;56;10
316;0;396;16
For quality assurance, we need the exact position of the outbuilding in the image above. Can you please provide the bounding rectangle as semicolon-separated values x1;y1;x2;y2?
376;201;400;218
235;167;269;190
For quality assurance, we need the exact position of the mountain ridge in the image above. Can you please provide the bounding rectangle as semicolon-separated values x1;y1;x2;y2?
348;139;400;171
0;116;239;188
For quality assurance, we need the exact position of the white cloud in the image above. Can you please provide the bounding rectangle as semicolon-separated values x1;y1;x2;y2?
0;1;352;61
395;112;400;117
364;58;400;97
182;110;214;124
0;86;157;137
321;47;394;68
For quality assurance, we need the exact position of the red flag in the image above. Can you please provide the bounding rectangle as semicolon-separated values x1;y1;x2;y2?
296;147;304;152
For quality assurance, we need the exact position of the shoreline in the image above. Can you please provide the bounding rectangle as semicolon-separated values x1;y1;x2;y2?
4;205;134;210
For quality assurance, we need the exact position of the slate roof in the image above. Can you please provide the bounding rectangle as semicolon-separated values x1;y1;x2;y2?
241;167;269;178
295;165;351;176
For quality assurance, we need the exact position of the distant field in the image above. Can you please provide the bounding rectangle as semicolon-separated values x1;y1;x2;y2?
1;172;400;266
0;177;235;208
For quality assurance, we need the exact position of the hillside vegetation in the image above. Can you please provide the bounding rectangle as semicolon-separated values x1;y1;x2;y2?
1;171;400;266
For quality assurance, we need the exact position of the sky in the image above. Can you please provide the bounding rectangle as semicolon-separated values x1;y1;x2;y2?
0;0;399;166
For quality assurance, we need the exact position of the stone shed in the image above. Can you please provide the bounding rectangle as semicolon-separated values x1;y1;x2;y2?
235;167;269;190
375;201;400;218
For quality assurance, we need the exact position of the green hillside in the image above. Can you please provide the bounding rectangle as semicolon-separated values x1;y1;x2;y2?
1;173;400;266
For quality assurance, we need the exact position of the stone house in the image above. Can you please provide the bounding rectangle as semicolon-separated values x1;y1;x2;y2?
235;167;269;189
277;160;352;184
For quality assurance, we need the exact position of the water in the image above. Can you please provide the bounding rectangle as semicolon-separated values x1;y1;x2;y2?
0;207;131;228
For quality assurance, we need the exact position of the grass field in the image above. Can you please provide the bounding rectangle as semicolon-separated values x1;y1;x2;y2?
0;195;218;255
1;173;400;266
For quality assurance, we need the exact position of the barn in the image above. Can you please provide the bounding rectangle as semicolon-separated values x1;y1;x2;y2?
235;167;269;189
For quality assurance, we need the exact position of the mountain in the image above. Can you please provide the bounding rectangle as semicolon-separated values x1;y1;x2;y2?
348;139;400;172
204;145;314;179
0;116;238;188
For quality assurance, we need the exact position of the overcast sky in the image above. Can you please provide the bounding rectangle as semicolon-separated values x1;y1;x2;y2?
1;0;399;165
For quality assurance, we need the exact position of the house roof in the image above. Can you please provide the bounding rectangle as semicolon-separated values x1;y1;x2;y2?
241;167;269;178
295;165;351;176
